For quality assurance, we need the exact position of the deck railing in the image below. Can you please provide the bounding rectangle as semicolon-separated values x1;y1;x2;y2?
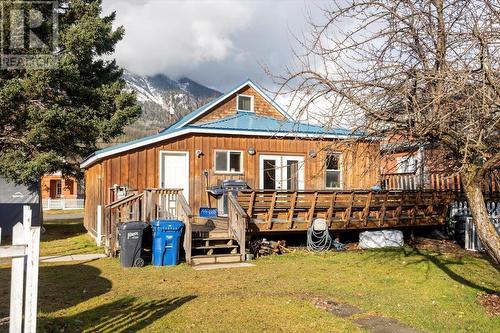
235;190;455;232
382;170;500;193
382;173;418;190
176;194;194;264
104;188;191;256
227;194;247;261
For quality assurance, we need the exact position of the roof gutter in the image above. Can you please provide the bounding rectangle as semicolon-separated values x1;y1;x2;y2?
80;127;360;169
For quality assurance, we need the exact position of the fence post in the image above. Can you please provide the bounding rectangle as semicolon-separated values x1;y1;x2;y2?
23;206;40;333
9;223;25;333
61;198;66;210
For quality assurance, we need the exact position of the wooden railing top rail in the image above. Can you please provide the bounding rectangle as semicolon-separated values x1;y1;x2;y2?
144;188;183;193
238;189;457;195
381;172;417;176
105;192;143;209
228;194;248;218
177;193;194;218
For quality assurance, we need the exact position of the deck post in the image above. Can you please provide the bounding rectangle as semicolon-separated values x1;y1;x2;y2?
96;205;102;246
287;192;298;229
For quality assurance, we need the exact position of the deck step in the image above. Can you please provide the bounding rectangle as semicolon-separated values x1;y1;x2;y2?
209;230;230;238
191;253;242;266
192;244;238;250
192;237;234;241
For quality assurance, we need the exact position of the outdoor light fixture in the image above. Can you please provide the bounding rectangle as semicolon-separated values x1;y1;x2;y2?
195;149;203;158
308;150;317;158
247;147;256;155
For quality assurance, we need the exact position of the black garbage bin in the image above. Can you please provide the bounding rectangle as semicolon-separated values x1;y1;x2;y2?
118;222;148;267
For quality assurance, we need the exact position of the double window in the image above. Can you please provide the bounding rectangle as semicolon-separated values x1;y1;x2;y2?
214;150;243;173
396;156;417;173
237;94;253;112
325;153;342;189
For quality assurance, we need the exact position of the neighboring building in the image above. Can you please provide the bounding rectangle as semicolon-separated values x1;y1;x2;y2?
0;177;41;235
41;173;84;210
381;141;499;192
41;173;80;199
81;79;380;238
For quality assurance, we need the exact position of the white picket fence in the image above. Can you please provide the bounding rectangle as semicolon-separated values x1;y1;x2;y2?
42;198;84;210
0;206;40;333
450;199;500;251
465;217;500;251
449;200;500;217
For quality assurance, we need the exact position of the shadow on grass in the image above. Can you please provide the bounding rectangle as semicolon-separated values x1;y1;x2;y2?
37;263;112;313
361;247;498;294
0;263;111;319
409;246;499;294
39;296;196;333
41;219;86;242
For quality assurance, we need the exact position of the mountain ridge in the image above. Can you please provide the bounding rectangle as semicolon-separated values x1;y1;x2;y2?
121;70;222;140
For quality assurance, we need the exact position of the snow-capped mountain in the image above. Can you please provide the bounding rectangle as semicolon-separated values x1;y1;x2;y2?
121;70;221;140
123;70;220;109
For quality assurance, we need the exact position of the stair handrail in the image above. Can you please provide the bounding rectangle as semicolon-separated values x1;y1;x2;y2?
176;193;193;265
228;193;248;261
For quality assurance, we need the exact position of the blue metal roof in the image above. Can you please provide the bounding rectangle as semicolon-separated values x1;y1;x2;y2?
161;78;292;132
187;112;354;136
81;79;360;167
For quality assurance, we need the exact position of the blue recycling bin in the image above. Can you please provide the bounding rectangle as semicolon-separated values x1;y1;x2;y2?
151;220;184;266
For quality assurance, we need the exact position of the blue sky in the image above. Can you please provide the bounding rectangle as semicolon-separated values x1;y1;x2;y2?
102;0;327;91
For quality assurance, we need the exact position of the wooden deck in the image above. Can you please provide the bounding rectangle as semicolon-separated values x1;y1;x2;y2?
235;190;455;232
104;188;464;265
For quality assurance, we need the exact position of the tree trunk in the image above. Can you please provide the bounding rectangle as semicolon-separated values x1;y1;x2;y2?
461;173;500;265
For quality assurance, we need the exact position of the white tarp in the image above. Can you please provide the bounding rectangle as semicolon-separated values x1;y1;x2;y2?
359;230;404;249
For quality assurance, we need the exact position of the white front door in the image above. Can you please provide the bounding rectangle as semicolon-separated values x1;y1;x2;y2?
160;151;189;202
259;155;305;190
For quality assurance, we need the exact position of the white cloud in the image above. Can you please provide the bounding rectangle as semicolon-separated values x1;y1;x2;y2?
102;0;326;91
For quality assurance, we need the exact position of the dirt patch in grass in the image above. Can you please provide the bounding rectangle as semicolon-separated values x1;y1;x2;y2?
408;237;472;255
310;296;366;317
353;316;425;333
310;295;425;332
478;292;500;316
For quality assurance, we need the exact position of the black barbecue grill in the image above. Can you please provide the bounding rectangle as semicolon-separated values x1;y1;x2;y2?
208;180;248;216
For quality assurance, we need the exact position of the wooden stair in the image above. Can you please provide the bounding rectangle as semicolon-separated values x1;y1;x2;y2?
189;217;243;266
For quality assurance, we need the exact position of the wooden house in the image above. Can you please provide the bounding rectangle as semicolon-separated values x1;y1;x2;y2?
41;173;79;200
41;173;84;210
380;140;500;193
81;80;381;242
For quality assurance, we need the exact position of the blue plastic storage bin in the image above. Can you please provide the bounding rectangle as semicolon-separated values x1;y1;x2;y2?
199;207;218;218
151;220;184;266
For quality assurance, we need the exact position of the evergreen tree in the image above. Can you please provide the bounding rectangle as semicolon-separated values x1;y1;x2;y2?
0;0;140;185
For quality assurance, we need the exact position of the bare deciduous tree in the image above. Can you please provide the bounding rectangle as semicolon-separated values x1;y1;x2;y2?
275;0;500;263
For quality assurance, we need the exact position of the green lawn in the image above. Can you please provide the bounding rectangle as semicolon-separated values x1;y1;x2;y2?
0;219;499;332
39;219;102;257
43;208;84;215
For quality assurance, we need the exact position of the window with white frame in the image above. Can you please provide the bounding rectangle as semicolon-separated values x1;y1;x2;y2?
55;180;62;196
396;156;417;173
237;95;253;112
214;150;243;173
325;153;342;189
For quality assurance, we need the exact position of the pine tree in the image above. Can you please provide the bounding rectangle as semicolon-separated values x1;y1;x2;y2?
0;0;141;185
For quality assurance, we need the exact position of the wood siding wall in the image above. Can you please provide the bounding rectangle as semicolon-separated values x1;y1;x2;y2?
192;86;285;124
84;134;380;236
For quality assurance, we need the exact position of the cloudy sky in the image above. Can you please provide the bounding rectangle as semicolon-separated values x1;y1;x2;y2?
101;0;327;92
